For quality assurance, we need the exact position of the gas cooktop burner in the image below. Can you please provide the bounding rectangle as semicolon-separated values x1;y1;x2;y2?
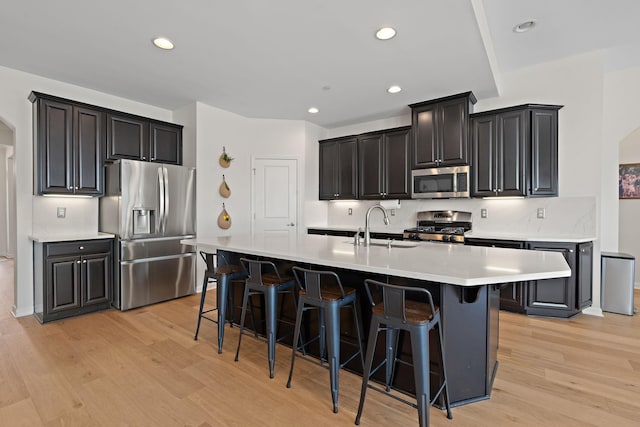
403;210;472;243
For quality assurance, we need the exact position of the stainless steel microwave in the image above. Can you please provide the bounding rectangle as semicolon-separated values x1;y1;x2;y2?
411;165;470;198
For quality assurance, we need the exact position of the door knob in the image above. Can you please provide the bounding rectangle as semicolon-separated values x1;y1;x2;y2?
287;223;295;227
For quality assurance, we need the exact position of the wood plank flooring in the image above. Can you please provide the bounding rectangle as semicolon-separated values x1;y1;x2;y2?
1;257;639;426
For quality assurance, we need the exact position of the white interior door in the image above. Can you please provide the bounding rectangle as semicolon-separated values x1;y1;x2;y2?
252;158;297;237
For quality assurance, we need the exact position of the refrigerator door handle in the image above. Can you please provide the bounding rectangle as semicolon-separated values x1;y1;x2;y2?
163;166;169;234
158;167;165;234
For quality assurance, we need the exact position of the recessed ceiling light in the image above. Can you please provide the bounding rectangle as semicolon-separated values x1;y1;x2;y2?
513;20;536;33
387;85;402;94
375;27;396;40
308;107;319;114
152;37;174;50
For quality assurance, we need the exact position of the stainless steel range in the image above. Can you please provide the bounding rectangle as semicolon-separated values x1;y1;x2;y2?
403;210;472;243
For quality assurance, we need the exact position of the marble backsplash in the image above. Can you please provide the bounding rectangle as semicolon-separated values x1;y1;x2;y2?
323;196;596;237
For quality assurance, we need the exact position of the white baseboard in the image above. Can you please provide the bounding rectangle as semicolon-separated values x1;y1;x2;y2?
12;304;34;318
582;306;604;317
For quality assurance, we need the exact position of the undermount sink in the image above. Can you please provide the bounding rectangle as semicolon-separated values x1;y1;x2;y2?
344;240;418;249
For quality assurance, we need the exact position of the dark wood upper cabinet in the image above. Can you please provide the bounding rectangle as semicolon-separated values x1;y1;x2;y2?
106;113;149;161
383;127;411;198
74;107;105;195
471;104;562;198
319;136;357;200
358;126;411;199
30;91;184;196
530;109;559;196
410;92;476;169
106;116;183;165
358;133;384;199
471;110;527;197
150;122;182;164
31;93;104;196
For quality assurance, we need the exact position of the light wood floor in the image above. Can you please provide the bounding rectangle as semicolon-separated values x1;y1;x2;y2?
1;258;639;426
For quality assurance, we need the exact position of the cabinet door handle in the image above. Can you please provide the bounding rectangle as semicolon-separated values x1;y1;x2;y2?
498;188;503;193
76;260;81;264
82;260;87;264
151;157;156;161
79;246;84;250
142;156;147;160
569;249;574;253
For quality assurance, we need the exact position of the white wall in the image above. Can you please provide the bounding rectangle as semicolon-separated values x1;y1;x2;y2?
0;126;15;259
0;65;178;317
618;129;640;288
195;102;325;238
0;145;8;256
192;102;325;289
173;103;197;169
604;65;640;289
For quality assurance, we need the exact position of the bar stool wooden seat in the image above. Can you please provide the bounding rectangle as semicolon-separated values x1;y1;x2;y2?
355;279;452;427
194;251;248;354
286;266;364;414
235;258;297;379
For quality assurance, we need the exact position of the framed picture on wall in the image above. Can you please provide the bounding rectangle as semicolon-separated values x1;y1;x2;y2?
619;163;640;199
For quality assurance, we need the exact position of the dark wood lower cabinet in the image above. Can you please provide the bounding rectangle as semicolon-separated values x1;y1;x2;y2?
526;241;593;317
465;238;593;318
34;239;113;323
465;238;527;313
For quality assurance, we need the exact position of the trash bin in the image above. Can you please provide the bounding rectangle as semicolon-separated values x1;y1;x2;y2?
601;252;636;315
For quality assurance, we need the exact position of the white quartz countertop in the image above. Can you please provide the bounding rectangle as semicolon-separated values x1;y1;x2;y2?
465;231;595;243
184;234;570;287
29;232;116;243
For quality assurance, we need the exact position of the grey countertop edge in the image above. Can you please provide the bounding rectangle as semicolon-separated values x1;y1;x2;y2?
29;232;116;243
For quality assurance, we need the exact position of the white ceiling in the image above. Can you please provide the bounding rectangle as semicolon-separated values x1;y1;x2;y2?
1;0;639;128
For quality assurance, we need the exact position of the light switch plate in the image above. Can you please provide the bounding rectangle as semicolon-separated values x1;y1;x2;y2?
57;207;66;218
348;208;352;215
537;208;545;219
480;208;488;218
390;209;396;216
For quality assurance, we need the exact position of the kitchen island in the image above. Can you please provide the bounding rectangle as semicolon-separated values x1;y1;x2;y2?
185;233;570;406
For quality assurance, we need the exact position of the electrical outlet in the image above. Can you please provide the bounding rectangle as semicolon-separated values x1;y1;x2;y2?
480;208;488;218
390;209;396;216
57;207;66;218
537;208;546;219
348;208;353;216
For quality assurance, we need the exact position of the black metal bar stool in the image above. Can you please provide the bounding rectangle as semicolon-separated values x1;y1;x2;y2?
286;266;365;414
355;279;452;427
235;258;297;379
194;251;248;353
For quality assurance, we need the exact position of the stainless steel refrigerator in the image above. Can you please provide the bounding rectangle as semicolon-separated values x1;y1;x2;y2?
99;159;196;310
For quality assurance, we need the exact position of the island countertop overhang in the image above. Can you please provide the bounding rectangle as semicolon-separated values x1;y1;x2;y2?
183;234;571;287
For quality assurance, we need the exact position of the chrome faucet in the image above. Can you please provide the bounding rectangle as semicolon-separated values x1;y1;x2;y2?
364;204;390;246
